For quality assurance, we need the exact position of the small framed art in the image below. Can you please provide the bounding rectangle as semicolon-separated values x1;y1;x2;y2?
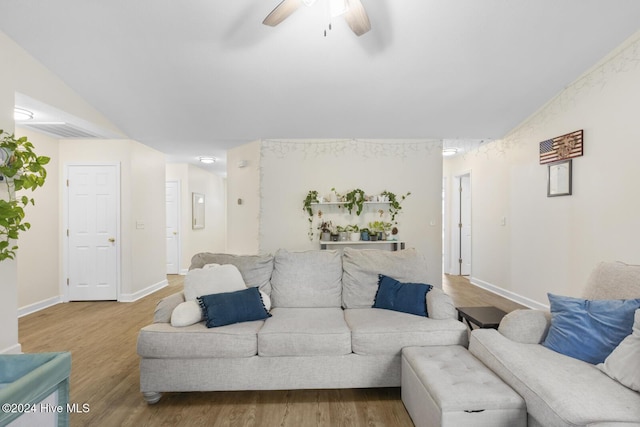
547;159;572;197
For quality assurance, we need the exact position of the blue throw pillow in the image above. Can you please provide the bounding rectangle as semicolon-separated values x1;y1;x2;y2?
197;287;271;328
542;293;640;364
373;274;433;317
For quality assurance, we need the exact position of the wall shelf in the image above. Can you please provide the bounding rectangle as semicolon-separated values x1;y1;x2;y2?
320;240;405;251
311;201;391;206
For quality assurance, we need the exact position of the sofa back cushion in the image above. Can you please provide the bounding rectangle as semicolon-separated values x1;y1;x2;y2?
189;252;274;294
583;261;640;300
270;249;343;308
342;247;429;308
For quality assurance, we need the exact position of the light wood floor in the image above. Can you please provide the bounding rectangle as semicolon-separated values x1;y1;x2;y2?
18;274;525;427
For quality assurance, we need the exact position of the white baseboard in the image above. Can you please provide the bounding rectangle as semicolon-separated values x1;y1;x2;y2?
119;279;168;302
470;276;549;311
18;296;63;318
1;343;22;354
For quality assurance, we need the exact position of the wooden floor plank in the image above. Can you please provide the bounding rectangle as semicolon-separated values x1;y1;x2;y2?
17;274;524;426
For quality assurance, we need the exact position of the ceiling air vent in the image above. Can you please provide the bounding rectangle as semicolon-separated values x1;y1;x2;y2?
20;122;103;139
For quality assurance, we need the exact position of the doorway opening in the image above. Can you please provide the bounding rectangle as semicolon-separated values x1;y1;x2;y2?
451;172;471;276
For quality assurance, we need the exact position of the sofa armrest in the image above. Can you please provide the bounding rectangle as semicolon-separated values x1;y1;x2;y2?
426;288;457;320
497;309;551;344
153;291;185;323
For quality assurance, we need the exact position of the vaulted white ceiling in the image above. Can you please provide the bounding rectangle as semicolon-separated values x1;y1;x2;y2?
2;1;639;174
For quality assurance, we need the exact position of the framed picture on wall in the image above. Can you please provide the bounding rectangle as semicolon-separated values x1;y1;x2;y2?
547;159;572;197
192;192;205;229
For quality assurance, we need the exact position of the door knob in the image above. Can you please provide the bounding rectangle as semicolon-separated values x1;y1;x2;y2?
108;237;115;243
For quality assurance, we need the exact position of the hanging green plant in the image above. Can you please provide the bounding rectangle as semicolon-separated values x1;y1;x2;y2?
343;188;366;216
0;131;50;261
302;190;319;240
381;190;411;223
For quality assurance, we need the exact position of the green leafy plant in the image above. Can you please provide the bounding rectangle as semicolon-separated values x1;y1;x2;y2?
381;190;411;223
369;221;392;233
343;188;366;216
0;131;50;261
302;190;319;240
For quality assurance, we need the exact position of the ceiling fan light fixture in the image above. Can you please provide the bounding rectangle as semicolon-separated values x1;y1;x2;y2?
14;107;34;121
442;148;459;157
199;156;216;164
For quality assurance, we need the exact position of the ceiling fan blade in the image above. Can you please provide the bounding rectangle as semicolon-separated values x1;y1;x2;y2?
263;0;302;27
344;0;371;36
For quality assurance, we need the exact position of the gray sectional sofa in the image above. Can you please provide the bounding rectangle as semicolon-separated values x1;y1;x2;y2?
469;261;640;427
137;248;468;404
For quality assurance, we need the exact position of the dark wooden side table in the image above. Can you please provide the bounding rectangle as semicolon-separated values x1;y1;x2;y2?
456;306;507;329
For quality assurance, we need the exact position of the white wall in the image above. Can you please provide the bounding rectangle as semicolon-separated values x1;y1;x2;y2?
0;30;122;353
226;141;261;254
259;139;444;287
444;30;640;308
15;128;60;313
166;163;227;270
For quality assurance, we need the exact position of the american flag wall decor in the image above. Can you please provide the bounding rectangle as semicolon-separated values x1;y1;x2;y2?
539;130;584;164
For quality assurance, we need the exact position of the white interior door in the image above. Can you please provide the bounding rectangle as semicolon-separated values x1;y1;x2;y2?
459;174;472;275
67;165;119;301
165;181;180;274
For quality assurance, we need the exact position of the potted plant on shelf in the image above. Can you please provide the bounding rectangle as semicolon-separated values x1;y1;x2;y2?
360;227;370;241
336;225;348;241
345;224;360;241
329;187;343;203
0;131;50;261
368;221;382;241
369;221;392;241
318;221;333;241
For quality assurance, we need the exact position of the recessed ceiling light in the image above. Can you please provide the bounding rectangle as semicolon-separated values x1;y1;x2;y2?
442;148;458;157
14;107;34;121
199;156;216;164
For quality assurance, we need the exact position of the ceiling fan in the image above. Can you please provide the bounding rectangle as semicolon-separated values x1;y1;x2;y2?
262;0;371;36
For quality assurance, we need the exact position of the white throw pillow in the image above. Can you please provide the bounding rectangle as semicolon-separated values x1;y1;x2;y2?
171;300;203;327
183;264;246;301
598;309;640;392
260;290;271;311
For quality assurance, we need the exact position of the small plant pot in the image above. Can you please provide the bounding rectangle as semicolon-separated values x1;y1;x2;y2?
349;232;360;242
339;231;348;241
330;233;339;241
360;231;370;241
370;234;378;241
321;232;331;241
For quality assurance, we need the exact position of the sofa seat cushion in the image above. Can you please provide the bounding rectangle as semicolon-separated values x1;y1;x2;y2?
345;308;468;355
469;329;640;427
258;308;351;356
137;320;264;359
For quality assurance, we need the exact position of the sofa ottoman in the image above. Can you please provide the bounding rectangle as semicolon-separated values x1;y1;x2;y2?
401;345;526;427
